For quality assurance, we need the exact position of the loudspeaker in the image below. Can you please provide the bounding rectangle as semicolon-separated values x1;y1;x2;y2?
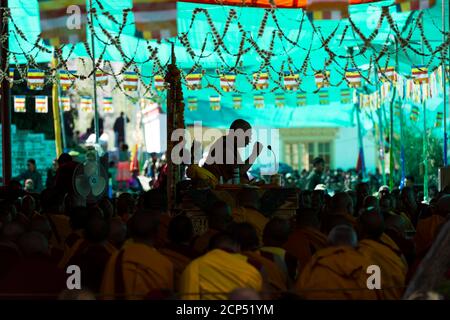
438;166;450;191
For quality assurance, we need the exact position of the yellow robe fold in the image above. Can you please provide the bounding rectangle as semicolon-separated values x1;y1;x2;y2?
160;247;193;291
101;243;174;300
296;246;378;300
193;229;219;255
179;249;262;300
358;236;407;300
232;207;269;244
414;214;446;256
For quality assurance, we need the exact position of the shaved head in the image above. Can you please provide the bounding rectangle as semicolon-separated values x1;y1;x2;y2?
358;207;385;240
263;217;290;247
18;232;49;256
328;225;358;248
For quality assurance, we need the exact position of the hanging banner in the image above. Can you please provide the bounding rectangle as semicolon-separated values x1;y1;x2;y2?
296;92;307;106
154;75;166;91
232;94;243;110
253;72;269;90
378;66;397;83
254;94;265;109
315;71;330;89
435;112;443;128
80;96;93;113
132;0;178;41
410;105;420;121
187;96;198;111
210;95;221;111
14;95;26;113
59;70;76;91
35;96;48;113
275;93;285;108
319;89;329;105
395;0;437;12
103;97;114;113
411;65;429;84
27;69;45;90
95;71;108;87
306;0;349;20
185;73;203;90
345;68;362;88
380;82;392;101
123;71;139;92
340;88;351;104
9;68;14;88
60;96;71;111
220;73;236;92
283;72;299;91
394;101;402;117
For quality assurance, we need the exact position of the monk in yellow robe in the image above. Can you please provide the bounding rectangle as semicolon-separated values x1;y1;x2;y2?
179;232;263;300
193;201;232;254
321;192;358;234
284;208;327;273
232;188;268;244
296;224;378;300
101;211;174;299
230;222;288;297
357;207;407;300
159;215;198;289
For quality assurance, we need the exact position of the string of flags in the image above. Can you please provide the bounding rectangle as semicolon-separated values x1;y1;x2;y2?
27;69;45;90
275;93;285;108
60;96;71;111
378;66;397;83
253;72;269;90
95;71;108;87
220;73;236;92
296;93;307;106
59;70;76;91
283;72;299;91
80;96;93;113
232;94;242;110
254;94;265;109
315;71;330;89
345;68;362;88
340;88;351;104
187;96;198;111
210;95;221;111
103;96;113;113
186;73;203;90
35;96;48;113
123;72;139;92
13;96;26;113
154;75;166;91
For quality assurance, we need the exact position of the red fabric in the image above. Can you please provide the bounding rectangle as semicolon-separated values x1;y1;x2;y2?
179;0;381;9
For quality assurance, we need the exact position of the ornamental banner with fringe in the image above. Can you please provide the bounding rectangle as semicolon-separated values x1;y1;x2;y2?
411;65;429;84
35;96;48;113
306;0;349;20
220;73;236;92
253;72;269;90
315;71;330;89
123;72;139;92
80;96;93;113
187;96;198;111
254;94;265;109
319;89;329;105
283;72;299;91
210;95;221;111
185;73;203;90
154;75;166;91
103;97;114;113
14;96;26;113
59;70;76;91
275;93;285;108
340;88;351;104
232;94;242;109
95;71;108;87
296;93;307;106
60;96;71;111
378;66;397;83
27;69;45;90
345;68;362;88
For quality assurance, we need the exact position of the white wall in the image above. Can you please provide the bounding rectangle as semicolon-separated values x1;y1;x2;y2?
334;127;377;172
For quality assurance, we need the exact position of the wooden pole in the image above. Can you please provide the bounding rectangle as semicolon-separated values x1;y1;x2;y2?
88;0;99;143
1;0;11;185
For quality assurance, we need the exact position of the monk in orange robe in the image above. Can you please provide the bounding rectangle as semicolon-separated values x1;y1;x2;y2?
179;232;263;300
229;222;288;297
232;188;268;244
296;224;378;300
193;201;232;254
284;207;327;273
357;207;407;300
160;215;199;289
101;210;174;299
321;192;358;234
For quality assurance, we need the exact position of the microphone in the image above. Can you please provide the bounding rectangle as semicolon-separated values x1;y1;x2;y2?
267;145;279;174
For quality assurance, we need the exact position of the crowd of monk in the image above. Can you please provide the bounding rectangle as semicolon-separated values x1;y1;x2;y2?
0;177;449;299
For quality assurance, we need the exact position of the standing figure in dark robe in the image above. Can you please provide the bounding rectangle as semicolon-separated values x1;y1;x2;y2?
113;112;130;149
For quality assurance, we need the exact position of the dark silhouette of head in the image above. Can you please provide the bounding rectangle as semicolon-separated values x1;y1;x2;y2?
358;207;385;240
128;210;160;244
229;222;259;251
207;201;232;231
168;215;194;245
262;217;290;247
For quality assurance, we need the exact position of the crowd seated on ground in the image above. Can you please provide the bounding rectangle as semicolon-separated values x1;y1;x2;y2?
0;154;449;300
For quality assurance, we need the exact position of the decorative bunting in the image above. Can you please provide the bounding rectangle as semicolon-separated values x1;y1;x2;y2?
410;105;420;121
319;90;329;105
275;93;285;108
9;68;14;88
80;96;93;113
14;96;26;113
103;97;113;113
296;93;307;106
154;75;166;91
59;70;76;91
60;96;71;111
283;72;299;91
253;72;269;90
220;73;236;92
315;71;330;89
395;0;436;12
35;96;48;113
306;0;349;20
378;66;397;83
95;71;108;86
232;94;242;110
27;69;45;90
411;65;429;84
210;95;221;111
187;96;198;111
123;72;139;92
340;88;351;104
185;73;203;90
345;68;362;88
254;94;265;109
435;112;443;127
